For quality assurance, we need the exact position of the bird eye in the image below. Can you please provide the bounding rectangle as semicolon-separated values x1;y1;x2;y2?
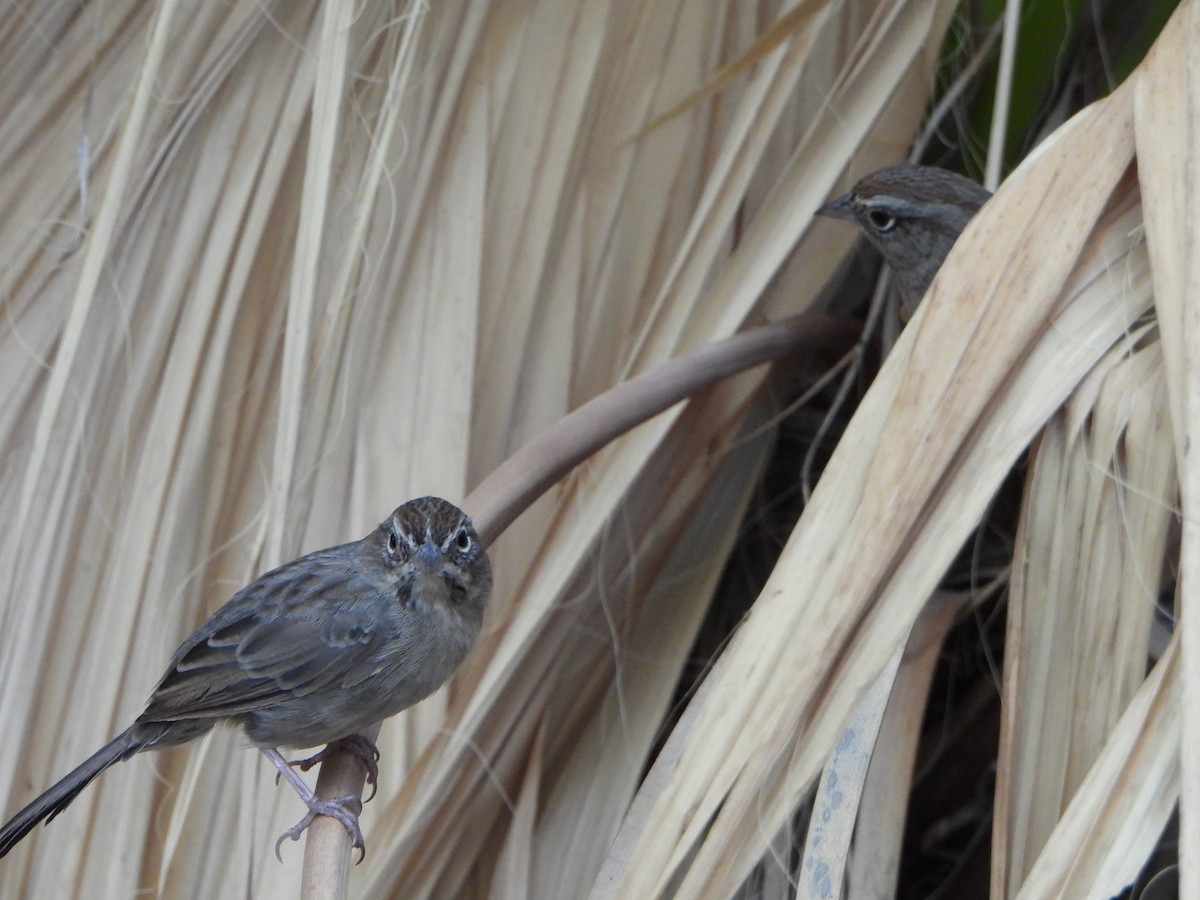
386;530;399;556
454;526;473;553
867;209;896;232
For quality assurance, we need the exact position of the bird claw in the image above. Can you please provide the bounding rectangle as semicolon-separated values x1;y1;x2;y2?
262;747;370;863
287;736;381;802
273;795;366;864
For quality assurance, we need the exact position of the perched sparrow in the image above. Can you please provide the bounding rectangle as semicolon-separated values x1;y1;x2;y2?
0;496;491;861
818;163;992;319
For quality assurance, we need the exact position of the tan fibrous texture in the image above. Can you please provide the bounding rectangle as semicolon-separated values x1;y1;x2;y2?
0;0;1194;898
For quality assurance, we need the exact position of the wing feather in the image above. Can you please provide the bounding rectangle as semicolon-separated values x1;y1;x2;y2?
138;545;395;723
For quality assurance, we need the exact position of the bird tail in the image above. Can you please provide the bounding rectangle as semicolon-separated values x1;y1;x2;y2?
0;726;146;857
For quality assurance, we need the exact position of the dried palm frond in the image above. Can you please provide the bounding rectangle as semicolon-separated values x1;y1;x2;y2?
0;1;1191;899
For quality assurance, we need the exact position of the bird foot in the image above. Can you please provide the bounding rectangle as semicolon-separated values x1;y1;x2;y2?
274;794;365;863
288;735;381;802
262;747;368;863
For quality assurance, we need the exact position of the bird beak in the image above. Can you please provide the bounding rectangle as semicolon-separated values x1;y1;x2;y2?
415;540;442;575
815;192;856;222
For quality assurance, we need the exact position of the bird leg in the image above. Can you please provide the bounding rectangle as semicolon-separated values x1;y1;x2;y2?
261;748;366;863
286;735;381;801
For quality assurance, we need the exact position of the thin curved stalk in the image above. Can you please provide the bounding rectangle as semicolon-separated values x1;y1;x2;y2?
296;311;858;899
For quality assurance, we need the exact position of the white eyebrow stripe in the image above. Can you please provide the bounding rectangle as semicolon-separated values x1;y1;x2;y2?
860;195;913;213
860;195;963;221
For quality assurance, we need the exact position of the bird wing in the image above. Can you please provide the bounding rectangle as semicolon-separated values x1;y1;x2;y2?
139;553;397;723
139;607;390;722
